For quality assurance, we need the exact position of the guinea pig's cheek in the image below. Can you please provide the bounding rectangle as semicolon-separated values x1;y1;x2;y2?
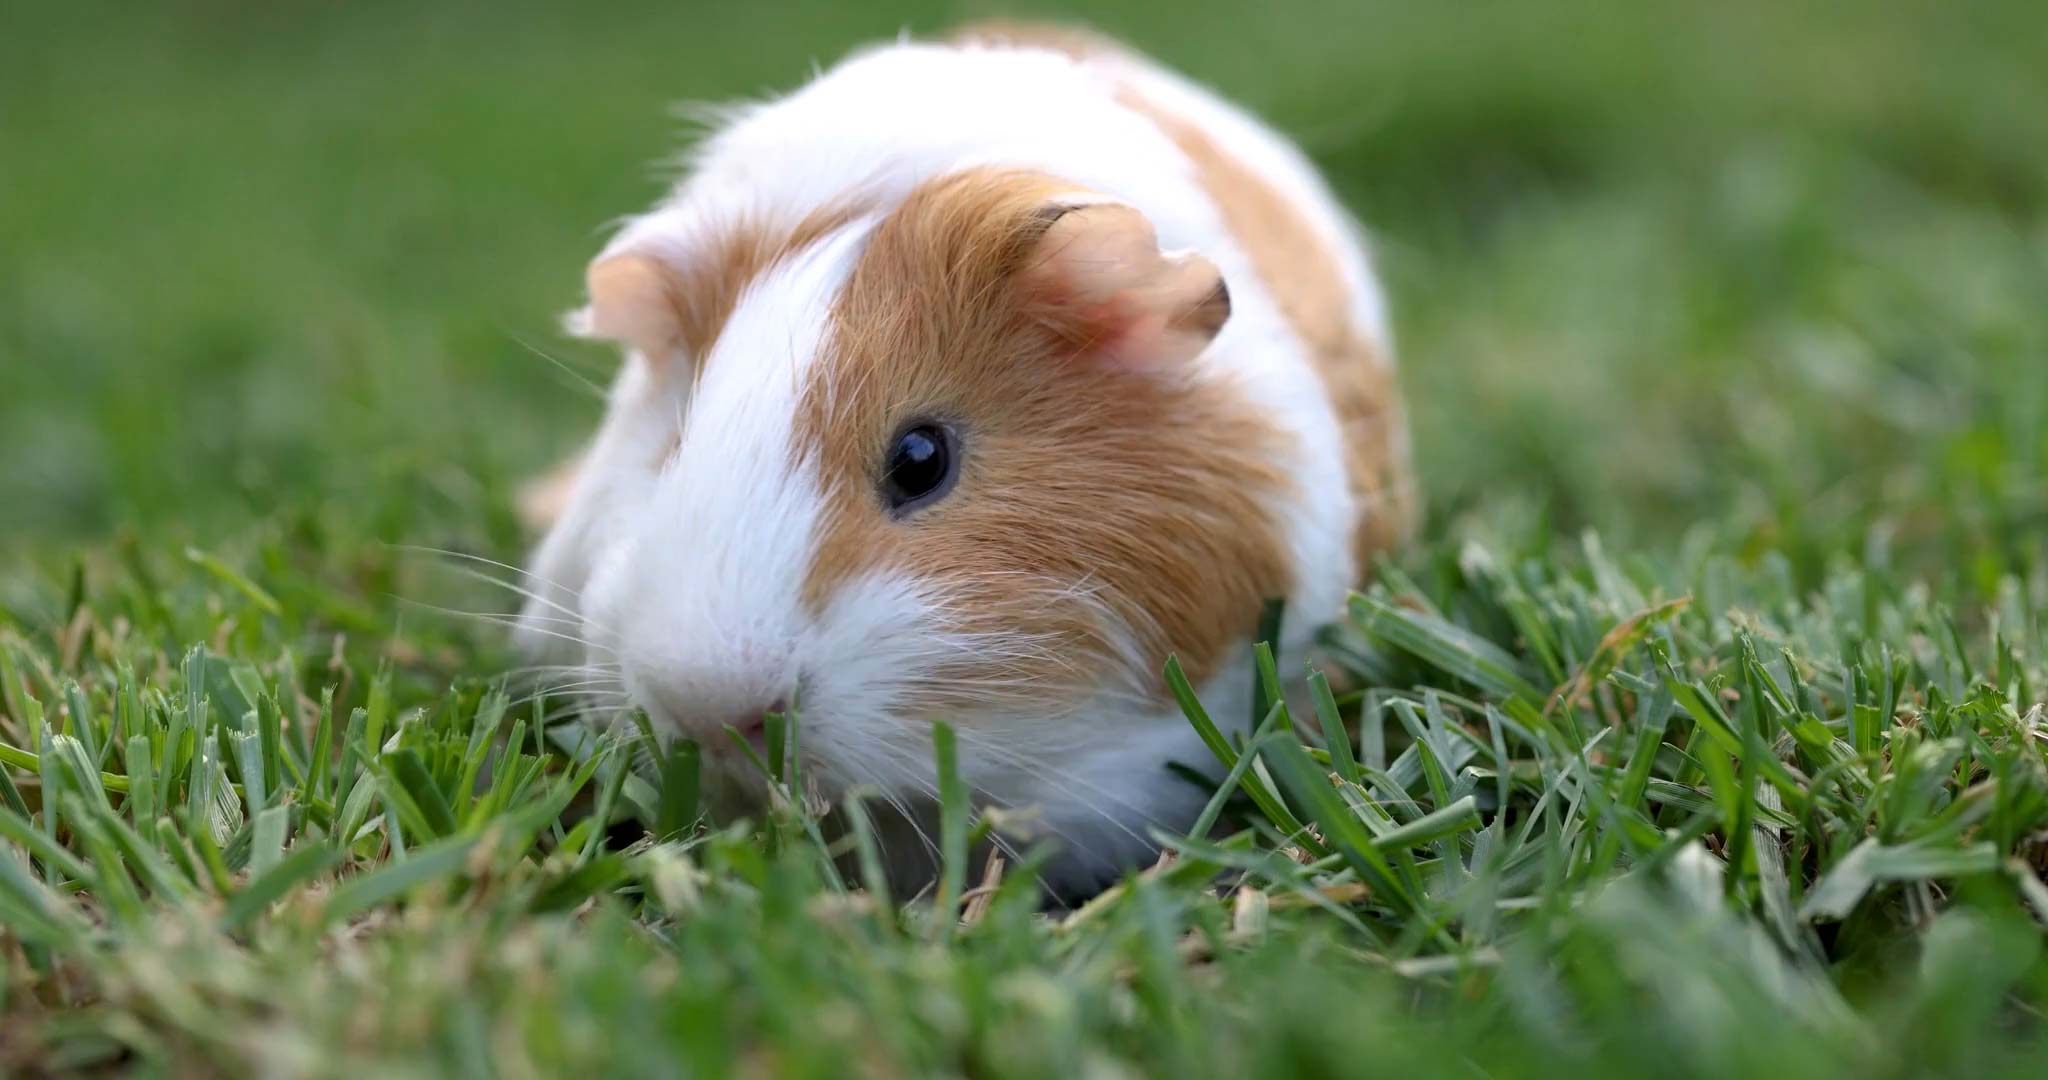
803;571;950;710
575;537;642;660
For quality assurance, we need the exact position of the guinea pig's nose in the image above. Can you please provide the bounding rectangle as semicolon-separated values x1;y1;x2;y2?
683;696;791;753
721;698;786;739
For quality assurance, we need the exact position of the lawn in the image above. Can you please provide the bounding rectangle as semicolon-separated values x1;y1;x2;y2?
4;0;2047;1075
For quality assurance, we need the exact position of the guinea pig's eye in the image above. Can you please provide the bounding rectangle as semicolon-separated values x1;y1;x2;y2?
881;421;958;515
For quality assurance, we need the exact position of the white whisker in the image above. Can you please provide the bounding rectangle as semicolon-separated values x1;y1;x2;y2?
504;329;609;400
393;598;617;657
389;544;584;598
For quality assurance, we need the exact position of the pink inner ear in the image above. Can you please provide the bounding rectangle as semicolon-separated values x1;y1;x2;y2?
1024;202;1229;370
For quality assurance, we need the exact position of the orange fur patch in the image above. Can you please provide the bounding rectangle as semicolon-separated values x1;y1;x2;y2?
1115;88;1417;573
950;16;1414;571
796;169;1295;712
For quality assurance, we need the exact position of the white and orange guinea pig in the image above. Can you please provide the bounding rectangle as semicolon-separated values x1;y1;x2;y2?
516;22;1414;896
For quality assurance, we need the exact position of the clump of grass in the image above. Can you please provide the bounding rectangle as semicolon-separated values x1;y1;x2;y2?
2;531;2045;1076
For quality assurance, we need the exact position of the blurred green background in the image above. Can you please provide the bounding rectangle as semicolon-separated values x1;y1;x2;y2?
4;0;2045;589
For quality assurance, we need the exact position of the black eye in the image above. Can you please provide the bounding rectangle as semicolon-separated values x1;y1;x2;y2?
881;422;958;514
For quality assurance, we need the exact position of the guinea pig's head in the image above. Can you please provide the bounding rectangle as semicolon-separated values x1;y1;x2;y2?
521;168;1293;862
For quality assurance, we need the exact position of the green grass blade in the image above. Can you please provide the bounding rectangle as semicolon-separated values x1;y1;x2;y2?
656;740;701;841
1349;594;1545;703
221;842;345;931
930;722;968;938
384;748;458;840
321;833;478;926
1308;668;1361;788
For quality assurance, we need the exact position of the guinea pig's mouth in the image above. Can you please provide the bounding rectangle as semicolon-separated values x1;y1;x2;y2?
711;710;771;757
640;699;816;789
615;667;795;759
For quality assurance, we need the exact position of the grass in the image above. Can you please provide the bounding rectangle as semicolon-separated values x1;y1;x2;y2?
3;0;2047;1075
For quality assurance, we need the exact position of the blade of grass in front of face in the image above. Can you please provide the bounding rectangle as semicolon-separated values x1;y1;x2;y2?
930;721;967;940
1186;724;1282;843
1257;735;1417;915
842;792;895;920
763;711;786;789
1252;641;1290;737
578;741;630;863
656;739;701;840
1166;657;1313;843
1252;593;1286;735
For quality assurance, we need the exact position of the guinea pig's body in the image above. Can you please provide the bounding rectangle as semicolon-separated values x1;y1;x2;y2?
519;24;1413;895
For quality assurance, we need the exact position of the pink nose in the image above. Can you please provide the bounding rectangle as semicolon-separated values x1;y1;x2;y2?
721;704;773;739
680;696;790;752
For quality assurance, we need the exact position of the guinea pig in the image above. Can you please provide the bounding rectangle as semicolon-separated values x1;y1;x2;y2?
516;22;1415;896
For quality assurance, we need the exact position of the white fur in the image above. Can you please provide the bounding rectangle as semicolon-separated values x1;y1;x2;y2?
523;36;1396;895
578;223;869;728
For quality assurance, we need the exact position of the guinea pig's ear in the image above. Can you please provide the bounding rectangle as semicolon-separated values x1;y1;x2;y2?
565;252;687;368
1017;198;1230;370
